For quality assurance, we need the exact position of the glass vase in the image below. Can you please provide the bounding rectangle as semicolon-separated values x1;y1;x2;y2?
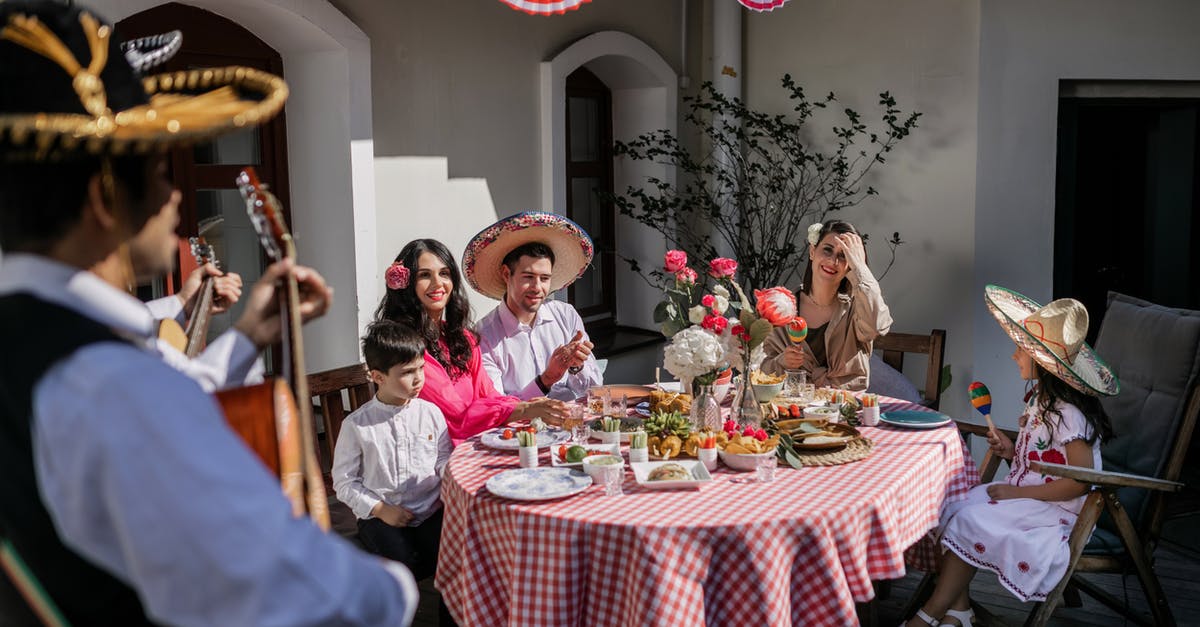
733;374;764;429
690;384;721;433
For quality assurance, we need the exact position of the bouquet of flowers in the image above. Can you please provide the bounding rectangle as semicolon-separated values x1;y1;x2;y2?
653;251;798;401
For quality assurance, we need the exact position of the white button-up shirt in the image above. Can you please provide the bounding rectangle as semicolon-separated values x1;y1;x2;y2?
332;396;451;524
0;254;417;626
477;299;603;401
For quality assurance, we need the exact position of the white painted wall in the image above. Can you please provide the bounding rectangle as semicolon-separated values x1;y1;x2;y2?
974;0;1200;425
746;0;981;422
372;157;500;321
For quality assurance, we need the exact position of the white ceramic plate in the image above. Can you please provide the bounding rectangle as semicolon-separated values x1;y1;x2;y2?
485;468;592;501
630;460;713;489
480;427;568;450
550;442;621;467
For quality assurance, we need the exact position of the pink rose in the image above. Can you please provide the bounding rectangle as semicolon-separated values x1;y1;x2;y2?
754;286;797;326
664;249;688;273
701;294;716;309
385;262;410;290
708;257;738;279
675;267;698;285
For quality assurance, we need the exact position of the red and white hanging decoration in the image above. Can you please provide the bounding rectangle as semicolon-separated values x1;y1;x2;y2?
498;0;591;15
737;0;790;11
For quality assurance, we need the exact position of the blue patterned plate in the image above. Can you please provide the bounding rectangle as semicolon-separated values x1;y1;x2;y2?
480;427;568;450
485;467;592;501
878;410;952;429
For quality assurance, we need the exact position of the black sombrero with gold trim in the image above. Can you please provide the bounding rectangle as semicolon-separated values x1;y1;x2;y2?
0;1;287;162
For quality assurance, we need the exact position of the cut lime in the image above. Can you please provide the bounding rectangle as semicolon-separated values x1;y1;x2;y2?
565;445;588;463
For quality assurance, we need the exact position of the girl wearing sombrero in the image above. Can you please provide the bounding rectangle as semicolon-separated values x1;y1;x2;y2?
906;286;1118;627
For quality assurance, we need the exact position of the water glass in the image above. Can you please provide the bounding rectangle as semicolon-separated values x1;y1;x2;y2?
606;393;627;418
784;369;807;397
565;404;590;443
602;464;624;496
755;454;776;483
587;387;610;416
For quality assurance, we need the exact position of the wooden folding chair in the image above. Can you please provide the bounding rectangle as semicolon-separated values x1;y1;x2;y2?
308;364;375;470
1023;293;1200;626
874;329;947;410
902;293;1199;626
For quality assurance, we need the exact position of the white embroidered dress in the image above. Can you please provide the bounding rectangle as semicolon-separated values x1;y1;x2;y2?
938;399;1100;601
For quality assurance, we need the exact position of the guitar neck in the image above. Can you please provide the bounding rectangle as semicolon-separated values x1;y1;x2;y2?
182;277;215;358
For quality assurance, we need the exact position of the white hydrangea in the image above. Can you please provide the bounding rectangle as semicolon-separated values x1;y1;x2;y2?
663;326;726;381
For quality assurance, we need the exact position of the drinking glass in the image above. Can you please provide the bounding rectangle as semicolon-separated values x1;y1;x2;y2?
606;393;627;419
587;387;610;417
603;464;624;496
755;454;777;483
565;404;590;444
784;369;807;397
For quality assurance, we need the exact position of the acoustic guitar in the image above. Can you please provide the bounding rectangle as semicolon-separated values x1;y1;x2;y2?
215;168;330;530
156;237;218;357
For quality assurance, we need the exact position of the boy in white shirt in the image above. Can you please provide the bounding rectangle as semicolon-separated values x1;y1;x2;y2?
333;321;452;583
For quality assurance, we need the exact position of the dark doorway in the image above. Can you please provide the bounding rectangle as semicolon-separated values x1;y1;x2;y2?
1055;94;1200;342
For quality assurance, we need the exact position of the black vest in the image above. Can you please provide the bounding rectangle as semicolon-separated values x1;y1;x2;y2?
0;293;154;625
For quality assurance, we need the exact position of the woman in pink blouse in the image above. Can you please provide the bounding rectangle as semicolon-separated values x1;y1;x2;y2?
375;239;566;443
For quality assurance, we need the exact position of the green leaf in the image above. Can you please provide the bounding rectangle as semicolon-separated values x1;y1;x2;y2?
939;364;953;395
739;308;756;329
661;319;686;337
782;447;806;469
653;300;673;324
748;318;774;348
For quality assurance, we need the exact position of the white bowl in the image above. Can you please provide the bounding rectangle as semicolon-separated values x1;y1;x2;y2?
717;449;778;472
804;406;840;421
581;454;624;484
752;381;785;402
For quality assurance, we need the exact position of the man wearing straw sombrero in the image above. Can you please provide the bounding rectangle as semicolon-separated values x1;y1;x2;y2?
465;212;603;401
0;3;417;624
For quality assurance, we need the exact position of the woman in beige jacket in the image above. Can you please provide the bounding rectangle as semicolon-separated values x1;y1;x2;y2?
761;220;892;391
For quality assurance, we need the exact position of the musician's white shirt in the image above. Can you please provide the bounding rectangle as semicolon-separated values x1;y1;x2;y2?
332;396;452;524
0;254;419;627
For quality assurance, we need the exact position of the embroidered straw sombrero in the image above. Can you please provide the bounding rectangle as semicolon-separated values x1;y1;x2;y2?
463;211;594;300
984;284;1119;397
0;1;288;162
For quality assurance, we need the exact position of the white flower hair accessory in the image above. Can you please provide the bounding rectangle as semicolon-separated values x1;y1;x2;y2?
807;223;824;246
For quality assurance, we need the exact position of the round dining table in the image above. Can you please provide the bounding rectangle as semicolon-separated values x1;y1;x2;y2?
435;397;979;626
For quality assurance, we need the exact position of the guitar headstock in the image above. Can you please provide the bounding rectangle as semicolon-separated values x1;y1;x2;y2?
188;236;218;269
237;167;288;262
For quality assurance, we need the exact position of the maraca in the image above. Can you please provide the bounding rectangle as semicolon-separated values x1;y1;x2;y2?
787;316;808;344
968;381;998;436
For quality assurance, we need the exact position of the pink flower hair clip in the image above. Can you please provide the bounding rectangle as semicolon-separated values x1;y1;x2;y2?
385;262;410;290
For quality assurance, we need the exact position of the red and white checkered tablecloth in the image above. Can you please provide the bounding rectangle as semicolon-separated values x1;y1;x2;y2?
436;398;979;626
